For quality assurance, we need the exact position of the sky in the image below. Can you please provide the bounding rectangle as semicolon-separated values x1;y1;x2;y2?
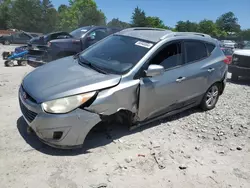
52;0;250;29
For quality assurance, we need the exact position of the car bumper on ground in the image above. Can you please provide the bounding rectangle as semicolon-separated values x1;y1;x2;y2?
228;65;250;76
18;86;101;149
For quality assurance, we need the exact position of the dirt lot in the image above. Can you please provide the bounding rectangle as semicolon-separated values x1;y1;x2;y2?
0;45;250;188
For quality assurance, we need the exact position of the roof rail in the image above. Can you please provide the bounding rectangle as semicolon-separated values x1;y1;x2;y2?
121;27;167;31
160;32;211;40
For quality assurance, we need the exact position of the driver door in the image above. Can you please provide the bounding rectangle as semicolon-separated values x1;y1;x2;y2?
138;41;186;121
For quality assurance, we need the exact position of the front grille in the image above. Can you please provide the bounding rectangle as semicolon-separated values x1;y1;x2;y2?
19;98;37;123
232;54;250;68
21;85;37;103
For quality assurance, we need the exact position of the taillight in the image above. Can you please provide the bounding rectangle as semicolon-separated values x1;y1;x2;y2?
223;58;230;64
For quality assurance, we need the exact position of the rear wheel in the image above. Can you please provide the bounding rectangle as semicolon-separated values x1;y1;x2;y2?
3;40;10;45
231;73;239;81
4;60;14;67
17;60;27;66
200;84;220;111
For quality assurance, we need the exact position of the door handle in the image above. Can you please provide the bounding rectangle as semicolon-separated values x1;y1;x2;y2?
208;68;215;72
176;77;186;83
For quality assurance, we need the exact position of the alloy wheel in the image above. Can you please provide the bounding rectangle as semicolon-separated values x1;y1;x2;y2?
206;85;219;107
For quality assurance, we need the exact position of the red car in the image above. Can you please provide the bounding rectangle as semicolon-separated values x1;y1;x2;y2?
221;47;233;64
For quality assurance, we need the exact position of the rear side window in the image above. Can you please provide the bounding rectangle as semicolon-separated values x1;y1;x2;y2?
206;43;216;54
184;41;207;63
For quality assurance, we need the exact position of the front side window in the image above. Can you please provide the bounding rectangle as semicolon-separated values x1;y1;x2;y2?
88;29;108;40
79;35;154;74
20;33;31;39
70;27;91;39
185;41;207;63
149;42;183;70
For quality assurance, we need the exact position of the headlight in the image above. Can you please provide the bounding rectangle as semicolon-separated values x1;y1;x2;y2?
42;91;96;114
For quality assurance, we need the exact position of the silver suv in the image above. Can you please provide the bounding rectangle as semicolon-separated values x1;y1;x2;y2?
19;28;228;149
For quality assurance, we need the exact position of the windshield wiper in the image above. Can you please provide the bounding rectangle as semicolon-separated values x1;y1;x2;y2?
78;56;107;74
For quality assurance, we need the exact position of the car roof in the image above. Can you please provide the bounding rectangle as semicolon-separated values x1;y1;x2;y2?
117;27;172;42
116;27;214;43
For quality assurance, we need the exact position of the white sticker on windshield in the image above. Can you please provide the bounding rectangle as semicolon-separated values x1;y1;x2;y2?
135;41;153;48
81;29;87;32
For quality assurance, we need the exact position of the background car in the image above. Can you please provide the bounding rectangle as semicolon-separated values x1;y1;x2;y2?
27;26;121;67
221;40;237;49
221;47;233;63
0;31;33;45
229;42;250;81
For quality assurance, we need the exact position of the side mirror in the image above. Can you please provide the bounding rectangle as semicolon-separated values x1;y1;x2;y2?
145;64;164;77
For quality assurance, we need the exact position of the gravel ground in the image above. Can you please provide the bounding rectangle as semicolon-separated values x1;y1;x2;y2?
0;45;250;188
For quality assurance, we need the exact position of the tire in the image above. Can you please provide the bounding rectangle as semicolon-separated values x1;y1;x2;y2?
4;60;14;67
3;40;10;45
17;60;27;66
200;84;220;111
231;73;239;81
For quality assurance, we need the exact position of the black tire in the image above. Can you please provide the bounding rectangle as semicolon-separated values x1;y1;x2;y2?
4;60;14;67
3;40;10;45
200;84;220;111
17;60;27;66
231;73;239;81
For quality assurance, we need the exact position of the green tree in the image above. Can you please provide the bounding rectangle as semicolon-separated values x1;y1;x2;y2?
40;0;58;33
240;29;250;40
0;0;11;29
146;16;165;28
59;0;106;31
131;6;148;27
9;0;44;32
216;12;241;33
198;19;218;36
175;20;198;32
107;18;130;29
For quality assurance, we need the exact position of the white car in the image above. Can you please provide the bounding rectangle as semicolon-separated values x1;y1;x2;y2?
229;43;250;80
221;40;236;49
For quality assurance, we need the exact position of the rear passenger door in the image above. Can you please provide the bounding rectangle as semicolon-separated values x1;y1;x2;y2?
179;40;212;103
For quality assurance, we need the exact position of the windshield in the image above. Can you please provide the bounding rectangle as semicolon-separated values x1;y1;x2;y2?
243;42;250;49
221;48;233;56
70;27;91;39
79;35;154;74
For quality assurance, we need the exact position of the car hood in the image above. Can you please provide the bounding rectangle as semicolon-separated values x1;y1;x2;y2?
233;49;250;56
22;56;121;103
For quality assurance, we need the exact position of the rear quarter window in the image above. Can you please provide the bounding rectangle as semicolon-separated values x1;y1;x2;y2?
206;43;216;54
184;41;208;63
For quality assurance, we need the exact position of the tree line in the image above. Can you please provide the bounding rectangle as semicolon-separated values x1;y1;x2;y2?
0;0;249;40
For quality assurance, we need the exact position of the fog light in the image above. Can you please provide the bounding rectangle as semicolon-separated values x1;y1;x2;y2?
53;131;63;140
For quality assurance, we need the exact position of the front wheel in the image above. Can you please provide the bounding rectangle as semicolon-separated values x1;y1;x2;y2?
200;84;220;111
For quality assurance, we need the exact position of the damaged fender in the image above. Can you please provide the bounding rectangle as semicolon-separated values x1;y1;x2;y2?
86;79;140;116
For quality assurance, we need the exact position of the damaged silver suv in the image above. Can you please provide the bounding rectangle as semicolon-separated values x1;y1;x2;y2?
19;28;228;149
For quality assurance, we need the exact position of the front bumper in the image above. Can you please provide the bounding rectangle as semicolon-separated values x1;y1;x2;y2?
18;86;101;149
228;65;250;76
